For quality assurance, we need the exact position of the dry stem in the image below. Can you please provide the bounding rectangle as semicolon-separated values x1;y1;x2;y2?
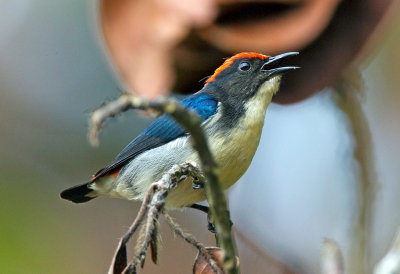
108;162;205;273
164;213;222;272
335;70;376;274
110;183;158;273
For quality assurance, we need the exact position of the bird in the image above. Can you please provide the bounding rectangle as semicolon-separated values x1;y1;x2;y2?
60;52;299;212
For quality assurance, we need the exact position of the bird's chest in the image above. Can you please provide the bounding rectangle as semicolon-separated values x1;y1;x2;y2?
212;127;262;186
209;97;270;188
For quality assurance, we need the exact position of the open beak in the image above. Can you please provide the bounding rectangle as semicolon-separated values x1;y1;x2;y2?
261;52;300;77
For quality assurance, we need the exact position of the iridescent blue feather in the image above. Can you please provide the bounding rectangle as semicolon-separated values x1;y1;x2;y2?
93;92;219;179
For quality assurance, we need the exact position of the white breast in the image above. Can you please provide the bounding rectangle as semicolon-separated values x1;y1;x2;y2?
209;77;280;188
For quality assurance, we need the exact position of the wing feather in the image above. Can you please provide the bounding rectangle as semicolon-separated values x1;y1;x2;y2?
93;93;218;179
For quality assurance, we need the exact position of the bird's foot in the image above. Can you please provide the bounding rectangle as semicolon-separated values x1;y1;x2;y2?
208;222;216;233
178;174;188;183
207;220;233;234
177;174;204;190
189;204;233;233
192;176;204;189
190;203;209;214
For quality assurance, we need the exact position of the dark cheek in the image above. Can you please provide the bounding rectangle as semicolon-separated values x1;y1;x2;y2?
248;79;260;96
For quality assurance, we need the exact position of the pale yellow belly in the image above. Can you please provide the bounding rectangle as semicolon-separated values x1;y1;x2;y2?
165;125;263;208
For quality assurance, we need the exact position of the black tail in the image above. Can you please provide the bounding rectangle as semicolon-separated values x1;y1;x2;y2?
60;182;96;203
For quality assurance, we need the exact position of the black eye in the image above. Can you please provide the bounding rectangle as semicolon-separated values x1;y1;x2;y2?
238;61;251;72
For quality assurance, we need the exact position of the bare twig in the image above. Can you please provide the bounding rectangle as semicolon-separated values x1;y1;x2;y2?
125;193;163;273
90;94;238;274
374;229;400;274
164;213;222;272
108;162;203;273
110;183;158;274
335;70;377;274
321;238;345;274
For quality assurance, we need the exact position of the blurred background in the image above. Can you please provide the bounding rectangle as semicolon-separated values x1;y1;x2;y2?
1;0;399;273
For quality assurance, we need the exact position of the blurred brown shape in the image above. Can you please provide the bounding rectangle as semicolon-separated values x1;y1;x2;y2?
100;0;217;98
199;0;340;53
173;0;398;103
100;0;398;103
193;247;239;274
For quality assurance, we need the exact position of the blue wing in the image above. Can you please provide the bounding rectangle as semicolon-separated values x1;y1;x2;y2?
93;92;219;179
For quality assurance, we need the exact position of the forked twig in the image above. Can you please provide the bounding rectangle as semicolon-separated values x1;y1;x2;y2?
90;94;238;274
164;213;222;272
109;162;204;273
109;183;158;273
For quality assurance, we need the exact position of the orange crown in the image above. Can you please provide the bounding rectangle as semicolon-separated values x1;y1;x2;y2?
206;52;269;84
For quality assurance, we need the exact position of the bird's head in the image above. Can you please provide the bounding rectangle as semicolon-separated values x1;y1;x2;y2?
205;52;299;101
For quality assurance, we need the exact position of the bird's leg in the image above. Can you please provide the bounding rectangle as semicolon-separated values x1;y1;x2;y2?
190;204;214;233
163;213;222;272
190;204;209;214
189;204;233;234
177;175;203;189
176;162;204;190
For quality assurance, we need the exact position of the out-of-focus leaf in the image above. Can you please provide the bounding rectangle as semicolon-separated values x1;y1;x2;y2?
193;247;239;274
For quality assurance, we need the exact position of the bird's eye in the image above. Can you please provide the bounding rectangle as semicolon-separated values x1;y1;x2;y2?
238;61;251;72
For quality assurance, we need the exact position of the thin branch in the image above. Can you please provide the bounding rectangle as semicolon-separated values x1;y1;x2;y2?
122;162;208;273
109;183;158;274
335;70;376;274
90;94;238;274
109;162;203;273
124;198;163;273
164;213;222;272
